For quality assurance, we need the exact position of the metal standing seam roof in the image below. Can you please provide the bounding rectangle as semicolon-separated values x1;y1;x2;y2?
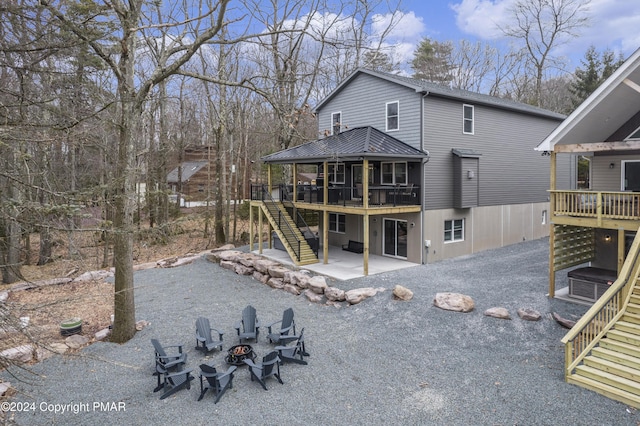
261;126;430;164
166;161;209;183
314;68;566;121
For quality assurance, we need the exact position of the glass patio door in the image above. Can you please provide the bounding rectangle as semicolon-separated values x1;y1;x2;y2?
383;218;407;259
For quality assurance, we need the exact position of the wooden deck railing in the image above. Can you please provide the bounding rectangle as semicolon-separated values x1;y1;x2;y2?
561;229;640;379
551;190;640;221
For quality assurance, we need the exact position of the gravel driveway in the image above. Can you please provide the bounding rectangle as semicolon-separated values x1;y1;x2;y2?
2;238;639;425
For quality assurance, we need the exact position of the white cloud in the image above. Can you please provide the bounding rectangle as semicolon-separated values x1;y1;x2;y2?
373;11;426;43
450;0;513;40
567;0;640;60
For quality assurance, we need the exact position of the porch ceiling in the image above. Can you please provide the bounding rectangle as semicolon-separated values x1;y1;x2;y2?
537;48;640;151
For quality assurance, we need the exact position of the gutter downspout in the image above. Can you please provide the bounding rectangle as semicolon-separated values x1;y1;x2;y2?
421;91;430;264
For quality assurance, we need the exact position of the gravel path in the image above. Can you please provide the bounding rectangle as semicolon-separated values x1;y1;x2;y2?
3;238;640;425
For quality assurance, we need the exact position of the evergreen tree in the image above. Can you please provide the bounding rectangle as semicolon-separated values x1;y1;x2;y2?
410;38;453;85
570;46;625;108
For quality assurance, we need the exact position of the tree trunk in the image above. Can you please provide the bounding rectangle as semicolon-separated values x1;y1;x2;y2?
37;227;52;266
111;101;137;343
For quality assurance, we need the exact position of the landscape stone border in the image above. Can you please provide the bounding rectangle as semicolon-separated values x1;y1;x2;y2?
205;249;386;307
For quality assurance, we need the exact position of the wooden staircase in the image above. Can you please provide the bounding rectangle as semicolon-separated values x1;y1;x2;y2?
563;230;640;407
259;201;318;266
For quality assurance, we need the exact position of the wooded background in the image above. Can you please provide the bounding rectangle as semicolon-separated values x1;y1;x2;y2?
0;0;621;341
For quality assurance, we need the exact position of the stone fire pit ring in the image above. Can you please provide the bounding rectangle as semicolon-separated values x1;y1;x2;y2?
225;344;256;366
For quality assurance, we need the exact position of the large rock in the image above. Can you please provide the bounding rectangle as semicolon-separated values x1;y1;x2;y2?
291;271;311;289
220;260;236;271
253;259;280;274
304;289;324;303
65;334;90;349
433;293;475;313
74;270;114;282
215;250;243;262
48;342;69;354
484;307;511;320
0;345;34;363
267;278;285;289
517;308;542;321
283;284;301;296
95;328;111;341
325;286;346;302
393;285;413;301
252;271;270;284
267;265;290;279
345;287;380;305
0;382;11;396
308;276;328;294
234;264;254;276
156;255;200;269
238;253;261;268
136;320;150;331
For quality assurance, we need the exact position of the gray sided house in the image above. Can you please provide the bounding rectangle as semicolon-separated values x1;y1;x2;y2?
250;68;568;274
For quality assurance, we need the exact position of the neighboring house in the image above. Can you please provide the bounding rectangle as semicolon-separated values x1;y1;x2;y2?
167;160;210;201
250;68;568;273
535;48;640;407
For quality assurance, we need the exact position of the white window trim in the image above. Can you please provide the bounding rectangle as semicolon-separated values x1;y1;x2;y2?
444;219;464;243
380;161;408;185
327;163;345;184
386;101;399;132
625;124;640;140
331;112;342;135
463;104;474;135
622;159;640;191
328;213;346;234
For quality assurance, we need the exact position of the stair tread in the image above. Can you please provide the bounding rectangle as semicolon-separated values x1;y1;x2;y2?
569;372;640;407
592;347;640;364
575;364;640;390
585;354;640;378
608;329;640;340
615;321;640;332
600;338;640;354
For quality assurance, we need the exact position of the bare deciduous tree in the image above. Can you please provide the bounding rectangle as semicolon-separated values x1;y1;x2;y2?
498;0;590;107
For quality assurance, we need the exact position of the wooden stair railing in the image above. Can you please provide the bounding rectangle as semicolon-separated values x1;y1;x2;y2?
561;229;640;407
258;185;317;265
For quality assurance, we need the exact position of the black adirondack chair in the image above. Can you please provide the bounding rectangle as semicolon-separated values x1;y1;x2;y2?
234;305;259;343
244;351;283;390
152;339;188;391
151;339;193;399
275;328;309;365
195;317;224;354
266;307;297;344
197;364;237;403
156;368;194;400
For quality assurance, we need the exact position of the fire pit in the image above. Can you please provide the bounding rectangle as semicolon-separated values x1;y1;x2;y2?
225;344;256;366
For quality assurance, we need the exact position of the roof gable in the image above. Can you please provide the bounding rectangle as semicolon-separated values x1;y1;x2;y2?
261;126;429;164
536;47;640;151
